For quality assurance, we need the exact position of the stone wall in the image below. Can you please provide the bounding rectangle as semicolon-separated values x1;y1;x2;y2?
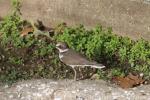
0;0;150;40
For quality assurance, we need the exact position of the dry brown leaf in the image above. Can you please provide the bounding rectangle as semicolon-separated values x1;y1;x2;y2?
127;73;145;85
112;73;145;89
20;27;34;37
112;76;134;89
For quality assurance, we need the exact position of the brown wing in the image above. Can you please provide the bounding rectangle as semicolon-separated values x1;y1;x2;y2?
61;49;98;65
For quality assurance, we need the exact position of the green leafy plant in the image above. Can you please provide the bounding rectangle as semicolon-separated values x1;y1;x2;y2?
34;40;55;56
0;68;22;85
55;24;150;79
8;57;23;65
0;0;72;85
0;0;23;47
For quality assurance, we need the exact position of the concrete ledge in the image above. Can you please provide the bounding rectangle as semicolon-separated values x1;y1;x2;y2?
0;0;150;40
0;79;150;100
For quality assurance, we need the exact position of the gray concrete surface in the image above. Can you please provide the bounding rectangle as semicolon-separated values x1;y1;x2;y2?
0;0;150;40
0;79;150;100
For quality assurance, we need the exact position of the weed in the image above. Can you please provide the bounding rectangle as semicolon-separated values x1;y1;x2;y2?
0;0;69;85
0;68;22;85
0;0;22;47
33;40;55;57
8;57;23;65
55;24;150;80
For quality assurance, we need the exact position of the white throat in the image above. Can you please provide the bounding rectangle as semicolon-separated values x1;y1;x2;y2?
58;48;69;53
58;48;69;60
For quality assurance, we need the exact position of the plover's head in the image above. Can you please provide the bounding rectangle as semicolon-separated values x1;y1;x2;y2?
56;42;69;53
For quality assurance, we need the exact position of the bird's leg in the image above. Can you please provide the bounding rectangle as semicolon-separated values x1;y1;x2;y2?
79;67;84;79
72;67;77;81
89;68;96;78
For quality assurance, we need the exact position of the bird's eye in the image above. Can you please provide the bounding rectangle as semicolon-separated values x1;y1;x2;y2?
56;43;67;49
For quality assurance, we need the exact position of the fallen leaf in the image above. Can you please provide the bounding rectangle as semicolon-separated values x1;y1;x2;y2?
20;27;34;37
112;73;145;89
112;76;134;89
127;73;145;85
